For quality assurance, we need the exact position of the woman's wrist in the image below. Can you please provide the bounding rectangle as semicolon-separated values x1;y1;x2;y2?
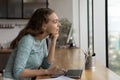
38;69;49;75
44;69;49;75
52;38;57;42
51;39;57;44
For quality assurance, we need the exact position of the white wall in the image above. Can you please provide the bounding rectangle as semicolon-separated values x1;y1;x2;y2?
49;0;73;22
0;20;28;47
79;0;88;50
76;0;106;66
94;0;106;66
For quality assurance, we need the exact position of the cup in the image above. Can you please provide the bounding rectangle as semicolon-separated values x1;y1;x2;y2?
85;55;96;70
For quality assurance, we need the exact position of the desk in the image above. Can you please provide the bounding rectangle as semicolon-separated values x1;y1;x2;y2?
37;48;120;80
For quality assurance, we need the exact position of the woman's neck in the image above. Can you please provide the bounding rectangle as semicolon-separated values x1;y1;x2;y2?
35;32;48;41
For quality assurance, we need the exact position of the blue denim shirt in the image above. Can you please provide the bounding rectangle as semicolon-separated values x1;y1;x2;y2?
3;34;51;80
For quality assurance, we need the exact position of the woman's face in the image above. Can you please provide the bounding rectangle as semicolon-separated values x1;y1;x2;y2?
44;12;60;34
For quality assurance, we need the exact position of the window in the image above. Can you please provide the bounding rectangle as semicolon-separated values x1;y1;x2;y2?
108;0;120;76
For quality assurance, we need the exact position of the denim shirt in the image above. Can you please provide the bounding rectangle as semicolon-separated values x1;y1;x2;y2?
3;34;51;80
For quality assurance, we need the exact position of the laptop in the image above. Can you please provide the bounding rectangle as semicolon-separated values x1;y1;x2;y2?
51;68;84;79
51;50;88;79
51;69;83;79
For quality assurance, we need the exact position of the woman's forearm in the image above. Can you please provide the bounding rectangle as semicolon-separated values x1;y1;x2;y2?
47;39;56;64
20;69;48;78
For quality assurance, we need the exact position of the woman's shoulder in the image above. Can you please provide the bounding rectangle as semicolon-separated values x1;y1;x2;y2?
22;34;35;40
19;34;35;44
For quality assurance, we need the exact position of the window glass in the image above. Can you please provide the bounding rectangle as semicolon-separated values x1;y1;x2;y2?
108;0;120;76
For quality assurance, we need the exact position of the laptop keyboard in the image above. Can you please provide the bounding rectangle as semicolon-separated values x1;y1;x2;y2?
51;69;83;78
65;69;83;78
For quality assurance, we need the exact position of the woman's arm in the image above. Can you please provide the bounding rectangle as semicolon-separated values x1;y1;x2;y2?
20;69;48;78
47;33;59;64
20;66;64;78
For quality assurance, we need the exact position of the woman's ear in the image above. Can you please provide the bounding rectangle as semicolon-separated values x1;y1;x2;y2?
42;24;47;31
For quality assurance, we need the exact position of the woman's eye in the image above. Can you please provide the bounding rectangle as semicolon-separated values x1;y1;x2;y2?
49;19;59;23
53;20;58;23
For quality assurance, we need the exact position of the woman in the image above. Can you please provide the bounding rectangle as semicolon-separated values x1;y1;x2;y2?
3;8;64;80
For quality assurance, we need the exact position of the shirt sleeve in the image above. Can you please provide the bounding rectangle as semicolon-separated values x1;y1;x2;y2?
41;39;51;69
13;36;33;79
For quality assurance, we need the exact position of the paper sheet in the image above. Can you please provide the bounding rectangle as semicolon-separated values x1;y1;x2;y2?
38;76;75;80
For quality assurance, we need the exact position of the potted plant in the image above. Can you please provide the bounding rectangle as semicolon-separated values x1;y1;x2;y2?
57;18;72;47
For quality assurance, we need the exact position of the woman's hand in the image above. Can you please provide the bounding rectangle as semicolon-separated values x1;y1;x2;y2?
49;32;59;41
47;66;65;75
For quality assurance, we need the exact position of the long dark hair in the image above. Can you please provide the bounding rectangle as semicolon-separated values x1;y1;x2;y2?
10;8;54;49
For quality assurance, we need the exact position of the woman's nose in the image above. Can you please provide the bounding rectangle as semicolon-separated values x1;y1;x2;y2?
58;22;61;27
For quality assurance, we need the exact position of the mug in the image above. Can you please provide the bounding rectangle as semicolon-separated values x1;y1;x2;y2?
85;55;96;70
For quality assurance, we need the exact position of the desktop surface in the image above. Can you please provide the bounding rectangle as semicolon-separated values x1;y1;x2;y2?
37;48;120;80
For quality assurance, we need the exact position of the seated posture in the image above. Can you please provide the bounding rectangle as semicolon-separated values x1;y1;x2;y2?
3;8;64;80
